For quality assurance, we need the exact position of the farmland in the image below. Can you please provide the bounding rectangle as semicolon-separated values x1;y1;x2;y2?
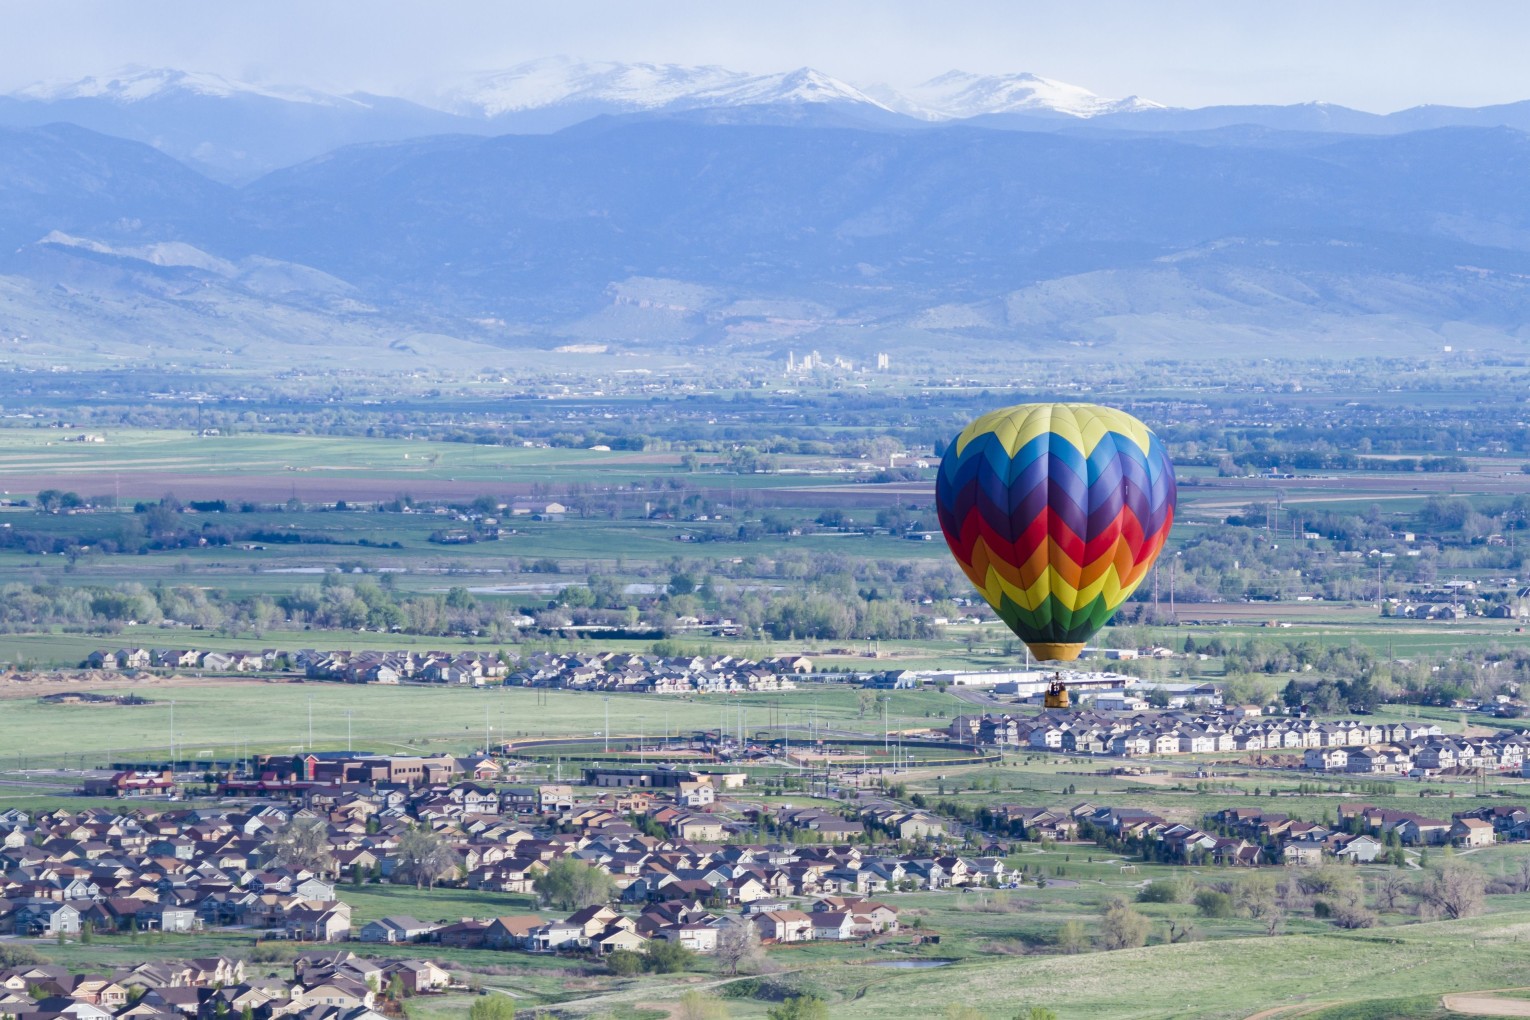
4;372;1530;1020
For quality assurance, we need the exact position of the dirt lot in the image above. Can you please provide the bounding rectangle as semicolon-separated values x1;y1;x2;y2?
1443;991;1530;1015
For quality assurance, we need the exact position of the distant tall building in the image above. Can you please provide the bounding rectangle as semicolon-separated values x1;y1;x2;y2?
876;352;890;370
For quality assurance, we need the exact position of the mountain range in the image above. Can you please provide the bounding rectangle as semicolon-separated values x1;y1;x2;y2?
6;61;1530;370
15;60;1530;181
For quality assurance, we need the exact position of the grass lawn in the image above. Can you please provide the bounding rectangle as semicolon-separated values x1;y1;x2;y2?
339;883;537;926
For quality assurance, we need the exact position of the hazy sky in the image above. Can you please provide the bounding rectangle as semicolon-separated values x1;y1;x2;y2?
5;0;1530;112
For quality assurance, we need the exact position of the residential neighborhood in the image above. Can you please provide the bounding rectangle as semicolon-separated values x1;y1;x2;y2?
78;649;813;694
985;799;1530;868
0;752;942;967
0;951;450;1020
940;708;1530;775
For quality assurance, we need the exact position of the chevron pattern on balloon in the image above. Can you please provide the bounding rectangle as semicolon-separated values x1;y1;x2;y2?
935;403;1175;660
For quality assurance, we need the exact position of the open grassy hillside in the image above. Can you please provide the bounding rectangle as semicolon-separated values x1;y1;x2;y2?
613;911;1530;1020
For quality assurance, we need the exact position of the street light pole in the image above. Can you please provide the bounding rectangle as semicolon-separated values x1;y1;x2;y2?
604;697;611;754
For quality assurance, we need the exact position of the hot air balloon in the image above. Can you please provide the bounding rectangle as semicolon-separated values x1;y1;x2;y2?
935;402;1175;663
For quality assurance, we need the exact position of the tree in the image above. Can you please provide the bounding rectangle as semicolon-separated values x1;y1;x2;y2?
1055;919;1087;954
1235;873;1278;919
1419;860;1486;920
715;921;762;976
394;826;461;890
1098;897;1150;950
767;997;830;1020
1375;872;1410;913
269;817;334;874
534;857;617;911
468;995;516;1020
643;939;696;974
678;990;731;1020
0;944;42;968
1016;1010;1059;1020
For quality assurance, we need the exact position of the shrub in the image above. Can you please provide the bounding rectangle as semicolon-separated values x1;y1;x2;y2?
467;996;515;1020
606;949;643;977
719;979;762;1000
644;940;696;974
1137;878;1188;903
767;997;829;1020
1194;890;1235;918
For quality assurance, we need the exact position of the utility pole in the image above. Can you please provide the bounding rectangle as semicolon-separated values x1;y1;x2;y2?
169;700;175;773
604;697;611;754
1170;553;1179;624
307;696;314;752
345;710;353;752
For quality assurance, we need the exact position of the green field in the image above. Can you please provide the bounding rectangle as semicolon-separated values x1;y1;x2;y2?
0;679;967;768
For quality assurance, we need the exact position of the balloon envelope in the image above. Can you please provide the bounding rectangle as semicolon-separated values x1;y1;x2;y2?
935;403;1176;662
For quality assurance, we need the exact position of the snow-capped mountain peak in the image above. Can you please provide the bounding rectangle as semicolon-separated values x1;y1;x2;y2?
685;67;891;110
442;57;748;117
906;70;1162;119
440;58;889;118
14;66;360;108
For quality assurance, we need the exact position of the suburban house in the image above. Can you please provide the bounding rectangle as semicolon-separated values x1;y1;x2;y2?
359;916;439;943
